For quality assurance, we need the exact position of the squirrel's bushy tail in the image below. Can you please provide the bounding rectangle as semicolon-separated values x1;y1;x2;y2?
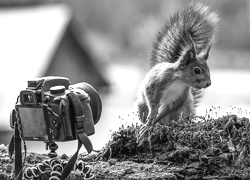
151;2;220;66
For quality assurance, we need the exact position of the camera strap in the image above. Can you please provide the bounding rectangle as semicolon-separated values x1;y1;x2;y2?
9;106;28;180
8;122;24;180
67;92;93;153
60;92;93;180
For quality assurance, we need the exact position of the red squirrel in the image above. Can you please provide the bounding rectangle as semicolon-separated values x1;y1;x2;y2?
136;3;220;141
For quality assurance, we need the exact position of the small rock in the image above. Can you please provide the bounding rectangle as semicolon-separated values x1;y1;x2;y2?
108;159;116;166
124;168;134;174
60;154;69;160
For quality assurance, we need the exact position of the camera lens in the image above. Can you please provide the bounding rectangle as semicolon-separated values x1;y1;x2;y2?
72;83;102;125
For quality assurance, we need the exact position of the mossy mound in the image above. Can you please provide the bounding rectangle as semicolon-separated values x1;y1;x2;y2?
98;115;250;179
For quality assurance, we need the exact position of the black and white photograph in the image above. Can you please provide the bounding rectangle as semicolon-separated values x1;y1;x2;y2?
0;0;250;179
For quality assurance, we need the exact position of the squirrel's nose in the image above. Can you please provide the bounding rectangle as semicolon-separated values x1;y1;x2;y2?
206;81;211;87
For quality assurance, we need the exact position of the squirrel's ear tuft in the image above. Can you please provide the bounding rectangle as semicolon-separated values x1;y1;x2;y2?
179;32;197;67
180;47;196;67
203;45;212;60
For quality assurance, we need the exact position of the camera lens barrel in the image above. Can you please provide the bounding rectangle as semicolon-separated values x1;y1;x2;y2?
69;83;102;125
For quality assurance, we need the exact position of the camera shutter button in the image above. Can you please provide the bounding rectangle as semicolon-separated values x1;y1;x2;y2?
50;85;65;94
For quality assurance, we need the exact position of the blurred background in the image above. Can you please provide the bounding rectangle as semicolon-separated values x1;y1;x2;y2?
0;0;250;154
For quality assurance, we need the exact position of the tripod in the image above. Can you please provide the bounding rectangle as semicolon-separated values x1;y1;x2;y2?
22;142;94;180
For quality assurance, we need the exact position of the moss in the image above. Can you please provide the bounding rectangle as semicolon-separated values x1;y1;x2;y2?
98;115;250;179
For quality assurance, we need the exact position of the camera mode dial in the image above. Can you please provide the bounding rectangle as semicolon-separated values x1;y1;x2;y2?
50;86;65;94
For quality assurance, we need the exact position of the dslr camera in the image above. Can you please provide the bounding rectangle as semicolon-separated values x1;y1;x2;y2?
10;76;102;142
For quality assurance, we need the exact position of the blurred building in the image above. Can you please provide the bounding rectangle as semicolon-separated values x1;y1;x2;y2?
0;3;108;135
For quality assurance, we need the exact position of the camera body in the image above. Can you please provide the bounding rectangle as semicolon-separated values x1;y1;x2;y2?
10;76;101;142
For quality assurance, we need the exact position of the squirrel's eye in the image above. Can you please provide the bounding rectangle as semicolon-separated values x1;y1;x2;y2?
193;67;201;74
